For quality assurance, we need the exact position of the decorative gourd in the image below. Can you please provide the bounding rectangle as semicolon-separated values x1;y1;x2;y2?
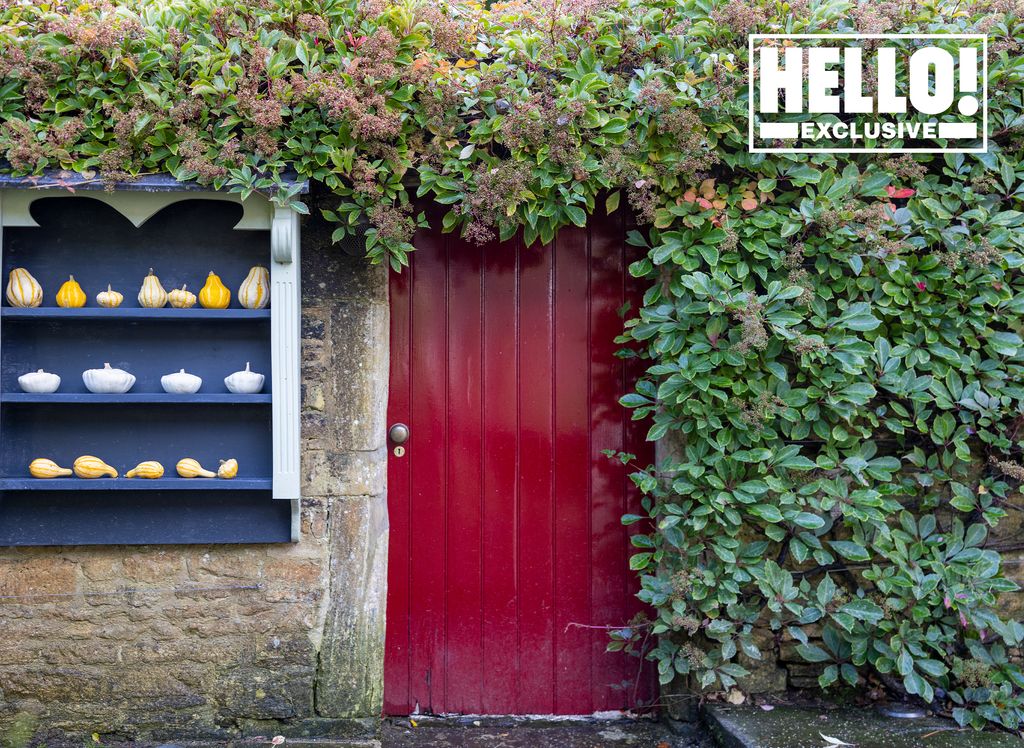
224;362;265;394
161;369;202;394
29;458;73;478
17;369;61;393
198;271;231;309
176;458;216;478
237;266;270;310
138;268;168;308
6;268;43;308
218;458;239;479
168;284;196;309
56;275;87;308
82;362;136;394
73;455;118;478
96;285;124;308
126;460;164;479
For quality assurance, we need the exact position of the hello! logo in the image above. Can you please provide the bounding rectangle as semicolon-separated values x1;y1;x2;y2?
748;34;987;153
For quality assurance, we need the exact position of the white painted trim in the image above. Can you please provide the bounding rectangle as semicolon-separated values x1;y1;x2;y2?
0;189;272;230
270;206;302;518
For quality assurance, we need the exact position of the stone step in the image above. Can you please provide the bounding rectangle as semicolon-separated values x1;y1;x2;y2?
704;705;1023;748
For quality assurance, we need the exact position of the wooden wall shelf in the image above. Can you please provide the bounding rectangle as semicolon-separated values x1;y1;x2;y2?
0;183;302;546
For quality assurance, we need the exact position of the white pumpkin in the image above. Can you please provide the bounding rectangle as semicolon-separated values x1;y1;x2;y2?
224;362;265;394
237;266;270;310
18;369;61;393
82;362;136;394
161;369;202;394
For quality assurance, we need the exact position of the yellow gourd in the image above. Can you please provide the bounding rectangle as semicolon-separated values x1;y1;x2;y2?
6;268;43;308
138;268;168;308
56;275;87;308
126;460;164;479
237;266;270;310
29;458;73;478
168;284;196;309
73;455;118;479
96;284;124;308
176;458;216;478
217;458;238;479
198;271;231;309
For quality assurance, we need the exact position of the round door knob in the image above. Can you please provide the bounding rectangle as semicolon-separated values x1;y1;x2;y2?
389;423;410;444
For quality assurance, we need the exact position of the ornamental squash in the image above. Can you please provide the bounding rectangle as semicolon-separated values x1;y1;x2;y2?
56;275;87;308
168;284;196;309
96;285;123;308
6;268;43;308
29;458;73;478
126;460;164;479
217;458;238;479
73;455;118;479
176;457;216;478
199;271;231;309
237;266;270;309
138;268;168;308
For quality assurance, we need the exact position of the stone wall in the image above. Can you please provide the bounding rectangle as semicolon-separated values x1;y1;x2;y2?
0;195;390;746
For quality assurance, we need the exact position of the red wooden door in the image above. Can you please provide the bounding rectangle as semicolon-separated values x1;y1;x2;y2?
384;213;652;715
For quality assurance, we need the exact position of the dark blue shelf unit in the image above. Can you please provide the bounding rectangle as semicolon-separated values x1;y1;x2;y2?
0;196;288;546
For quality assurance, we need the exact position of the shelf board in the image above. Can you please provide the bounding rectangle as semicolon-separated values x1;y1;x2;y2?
1;307;270;321
1;393;271;404
0;477;271;491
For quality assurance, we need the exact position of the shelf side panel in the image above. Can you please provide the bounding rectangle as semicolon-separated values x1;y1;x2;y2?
271;207;301;502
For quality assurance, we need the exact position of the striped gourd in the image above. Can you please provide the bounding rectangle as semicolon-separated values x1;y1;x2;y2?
176;458;216;478
96;285;123;308
237;266;270;310
56;275;87;308
73;455;118;478
29;458;73;478
199;271;231;309
217;458;238;479
6;268;43;308
168;284;196;309
138;268;168;308
126;460;164;479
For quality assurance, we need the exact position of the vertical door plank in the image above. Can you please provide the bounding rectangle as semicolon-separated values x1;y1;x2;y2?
588;214;629;710
516;243;556;714
407;230;449;713
480;237;520;713
444;238;485;712
552;227;595;714
384;254;412;715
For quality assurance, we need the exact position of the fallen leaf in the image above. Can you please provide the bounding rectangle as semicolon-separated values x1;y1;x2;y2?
820;733;856;747
726;688;746;705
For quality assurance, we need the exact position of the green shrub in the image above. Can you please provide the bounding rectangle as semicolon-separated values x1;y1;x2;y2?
2;0;1024;730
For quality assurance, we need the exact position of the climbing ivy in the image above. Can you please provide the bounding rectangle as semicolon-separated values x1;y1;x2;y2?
3;0;1024;731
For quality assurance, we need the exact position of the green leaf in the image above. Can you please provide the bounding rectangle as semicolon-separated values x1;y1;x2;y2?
830;541;870;562
564;205;587;227
839;599;884;625
796;644;831;663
